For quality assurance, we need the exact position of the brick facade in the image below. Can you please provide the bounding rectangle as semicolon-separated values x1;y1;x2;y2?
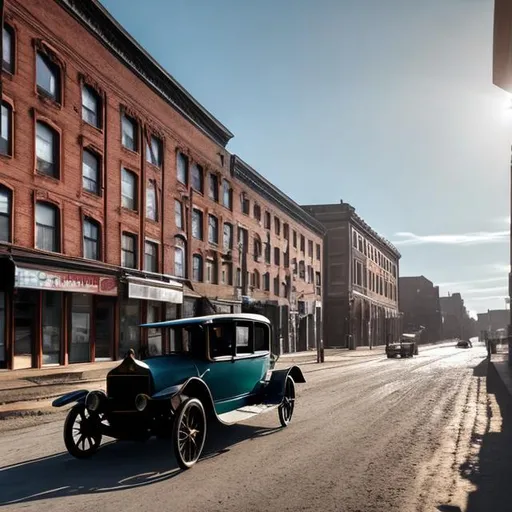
0;0;323;369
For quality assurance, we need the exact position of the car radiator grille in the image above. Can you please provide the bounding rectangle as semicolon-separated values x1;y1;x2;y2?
107;375;151;411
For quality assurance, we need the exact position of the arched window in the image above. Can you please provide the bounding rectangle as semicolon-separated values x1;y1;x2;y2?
192;254;203;282
174;237;186;278
36;121;60;178
253;269;260;289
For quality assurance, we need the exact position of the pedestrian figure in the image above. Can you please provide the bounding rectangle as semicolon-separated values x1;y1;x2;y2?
487;339;491;360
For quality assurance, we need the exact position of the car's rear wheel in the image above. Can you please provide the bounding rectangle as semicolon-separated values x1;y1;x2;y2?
173;398;207;470
64;404;102;459
278;376;296;427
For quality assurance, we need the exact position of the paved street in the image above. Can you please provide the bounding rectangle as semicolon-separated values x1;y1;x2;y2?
0;343;510;512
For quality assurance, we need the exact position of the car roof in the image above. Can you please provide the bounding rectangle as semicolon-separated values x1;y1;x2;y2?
140;313;271;329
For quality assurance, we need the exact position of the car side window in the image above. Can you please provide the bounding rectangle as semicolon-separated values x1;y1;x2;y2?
254;324;269;352
236;324;251;355
209;324;234;359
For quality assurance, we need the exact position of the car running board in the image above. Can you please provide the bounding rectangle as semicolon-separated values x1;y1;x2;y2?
217;403;279;425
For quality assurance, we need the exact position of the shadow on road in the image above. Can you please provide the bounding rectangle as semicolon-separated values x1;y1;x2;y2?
456;359;512;511
0;422;281;506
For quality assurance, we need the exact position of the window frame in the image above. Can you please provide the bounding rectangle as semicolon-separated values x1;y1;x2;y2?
192;208;203;240
208;173;219;202
82;147;101;195
174;237;186;278
121;167;138;211
2;23;15;74
208;214;219;245
192;254;203;282
83;216;101;261
144;240;159;273
121;112;138;152
177;151;188;185
191;162;204;193
35;201;60;253
0;185;12;242
175;199;183;230
222;179;232;209
35;120;60;179
0;100;13;157
36;50;61;104
121;231;138;269
146;179;159;222
146;133;162;168
81;84;102;129
223;222;233;251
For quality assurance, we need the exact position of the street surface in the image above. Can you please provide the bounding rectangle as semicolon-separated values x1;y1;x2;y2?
1;343;510;512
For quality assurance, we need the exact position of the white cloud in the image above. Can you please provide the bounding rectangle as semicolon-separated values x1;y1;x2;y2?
494;216;510;225
487;263;510;274
438;276;507;287
392;230;509;246
468;295;508;302
464;286;508;295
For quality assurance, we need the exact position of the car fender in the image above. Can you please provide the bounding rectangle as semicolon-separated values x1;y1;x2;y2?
52;389;89;408
264;366;306;406
170;377;217;420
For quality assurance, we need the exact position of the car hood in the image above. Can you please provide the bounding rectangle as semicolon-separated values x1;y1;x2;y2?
143;355;200;392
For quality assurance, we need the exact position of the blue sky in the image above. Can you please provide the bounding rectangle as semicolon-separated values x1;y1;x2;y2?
101;0;512;315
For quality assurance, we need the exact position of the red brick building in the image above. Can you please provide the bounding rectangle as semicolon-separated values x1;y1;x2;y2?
0;0;324;369
302;202;401;348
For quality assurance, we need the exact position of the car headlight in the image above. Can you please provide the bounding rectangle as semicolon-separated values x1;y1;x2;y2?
135;394;149;412
85;391;103;412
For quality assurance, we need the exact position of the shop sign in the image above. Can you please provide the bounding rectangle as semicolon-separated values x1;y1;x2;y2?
15;266;118;296
128;281;183;304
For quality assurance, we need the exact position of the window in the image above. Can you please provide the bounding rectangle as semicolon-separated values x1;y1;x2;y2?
300;235;305;253
253;236;262;261
0;102;12;157
82;149;100;194
264;211;271;229
175;200;183;229
236;267;242;287
82;85;101;128
192;209;203;240
222;180;232;209
206;260;217;284
293;230;297;248
146;180;158;221
236;325;251;354
252;270;260;289
121;168;137;210
2;24;14;74
299;260;305;279
352;231;357;248
274;217;281;236
121;113;138;151
191;163;203;193
192;254;203;281
284;250;289;268
208;214;218;244
177;152;188;184
223;223;233;250
174;237;186;277
121;232;137;268
36;52;60;102
283;223;289;240
241;193;250;215
316;243;321;260
144;241;158;272
273;276;280;296
238;227;248;252
253;203;261;221
146;134;162;167
221;262;233;285
254;324;269;352
264;240;271;264
36;122;59;178
0;186;11;242
35;202;59;252
274;247;280;266
263;272;270;291
83;217;100;260
308;240;313;257
208;173;219;201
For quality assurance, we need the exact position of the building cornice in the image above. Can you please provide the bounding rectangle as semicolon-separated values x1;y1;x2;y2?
55;0;234;148
230;156;326;237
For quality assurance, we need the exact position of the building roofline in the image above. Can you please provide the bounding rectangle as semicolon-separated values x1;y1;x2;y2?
301;202;401;258
56;0;234;147
230;156;326;236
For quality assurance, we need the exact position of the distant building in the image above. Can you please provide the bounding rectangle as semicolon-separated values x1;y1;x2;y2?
302;201;401;348
439;293;473;340
399;276;442;344
477;310;509;334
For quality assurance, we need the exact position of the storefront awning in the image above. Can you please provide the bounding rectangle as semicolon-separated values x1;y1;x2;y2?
126;276;183;304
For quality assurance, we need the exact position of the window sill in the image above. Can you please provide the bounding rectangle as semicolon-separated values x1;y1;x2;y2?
82;189;103;200
0;151;13;160
121;206;140;217
121;145;140;157
37;91;62;110
145;217;160;225
1;69;14;80
81;120;104;135
35;171;61;183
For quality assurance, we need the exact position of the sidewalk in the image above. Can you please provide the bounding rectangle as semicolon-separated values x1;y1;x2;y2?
0;340;455;419
490;353;512;398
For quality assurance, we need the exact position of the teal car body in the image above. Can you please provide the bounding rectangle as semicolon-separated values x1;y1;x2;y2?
52;313;306;467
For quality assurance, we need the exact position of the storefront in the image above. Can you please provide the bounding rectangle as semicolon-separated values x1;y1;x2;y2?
4;263;119;370
120;275;183;358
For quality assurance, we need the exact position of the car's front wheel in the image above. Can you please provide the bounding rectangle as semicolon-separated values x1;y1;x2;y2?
172;398;207;470
64;404;102;459
278;375;296;427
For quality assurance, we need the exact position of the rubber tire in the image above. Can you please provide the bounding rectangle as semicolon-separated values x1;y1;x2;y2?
278;376;296;427
64;404;102;459
172;398;207;470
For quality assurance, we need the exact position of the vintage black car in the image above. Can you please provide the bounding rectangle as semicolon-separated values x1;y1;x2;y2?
456;339;472;349
52;313;305;469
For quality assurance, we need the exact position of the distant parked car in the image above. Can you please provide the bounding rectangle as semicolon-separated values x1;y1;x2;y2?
456;340;472;349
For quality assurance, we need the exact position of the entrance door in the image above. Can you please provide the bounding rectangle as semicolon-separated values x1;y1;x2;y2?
95;298;114;361
42;291;62;365
13;290;37;369
69;294;92;363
